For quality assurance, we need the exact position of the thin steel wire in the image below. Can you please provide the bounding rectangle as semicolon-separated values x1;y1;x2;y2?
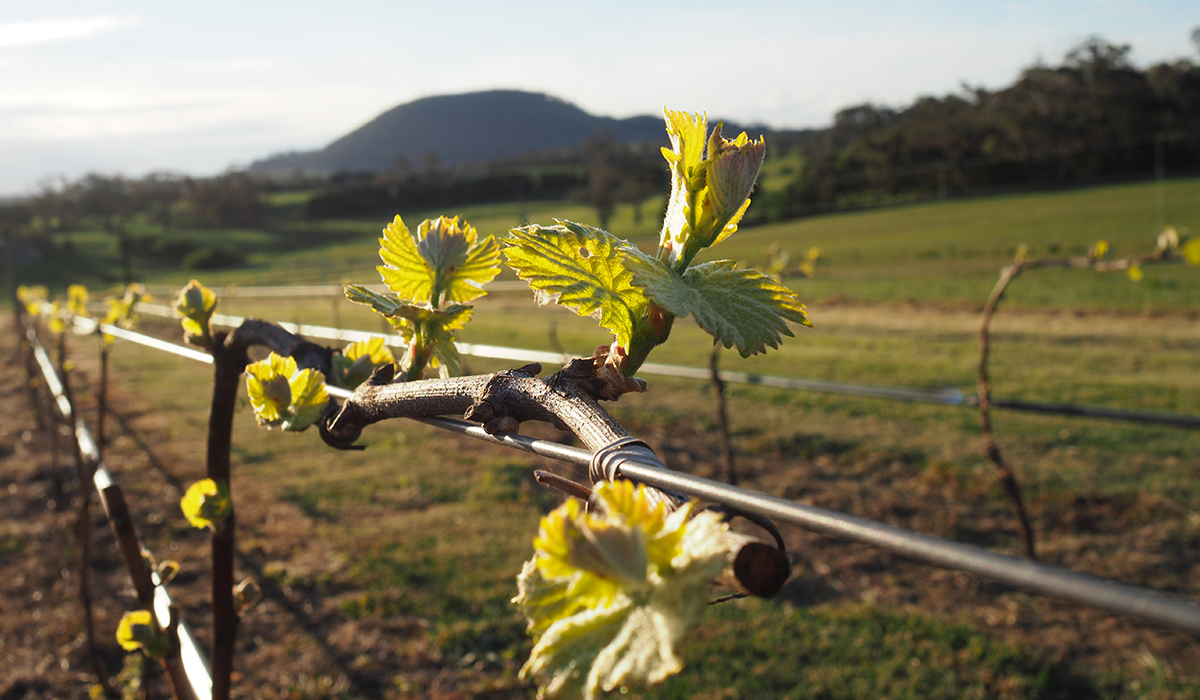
86;321;1200;635
26;324;214;699
125;303;1200;428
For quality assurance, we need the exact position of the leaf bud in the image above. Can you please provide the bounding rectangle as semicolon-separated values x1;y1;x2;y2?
180;478;232;531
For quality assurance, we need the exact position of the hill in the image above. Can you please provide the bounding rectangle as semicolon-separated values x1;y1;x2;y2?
248;90;672;175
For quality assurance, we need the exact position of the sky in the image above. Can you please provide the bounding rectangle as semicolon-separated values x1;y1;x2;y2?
2;0;1197;196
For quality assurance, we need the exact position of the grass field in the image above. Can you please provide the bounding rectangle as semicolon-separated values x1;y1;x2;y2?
35;177;1200;315
9;179;1200;697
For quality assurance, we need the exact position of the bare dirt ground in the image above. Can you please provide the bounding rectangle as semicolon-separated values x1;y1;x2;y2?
2;318;1199;699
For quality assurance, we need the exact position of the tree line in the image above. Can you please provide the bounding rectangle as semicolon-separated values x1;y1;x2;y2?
759;35;1200;220
1;172;266;287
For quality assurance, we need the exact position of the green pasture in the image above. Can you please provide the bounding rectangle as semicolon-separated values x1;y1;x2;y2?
29;177;1200;314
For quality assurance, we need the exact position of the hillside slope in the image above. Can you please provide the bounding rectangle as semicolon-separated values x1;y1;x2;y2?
249;90;668;174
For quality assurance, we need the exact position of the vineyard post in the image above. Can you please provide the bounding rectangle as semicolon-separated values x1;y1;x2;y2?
57;329;113;693
977;263;1037;559
182;309;333;700
203;328;247;700
977;239;1187;560
97;342;109;456
709;346;737;485
100;482;198;700
4;227;17;338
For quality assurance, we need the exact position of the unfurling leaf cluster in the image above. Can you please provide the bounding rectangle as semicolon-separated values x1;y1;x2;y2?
102;283;148;347
180;478;231;531
245;352;329;431
347;215;500;381
174;279;217;347
513;480;734;700
658;111;766;272
16;285;49;317
66;284;89;320
116;610;168;659
503;110;809;387
330;337;396;390
23;284;89;335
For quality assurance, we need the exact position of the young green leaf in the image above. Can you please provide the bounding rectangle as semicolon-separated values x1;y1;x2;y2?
429;335;461;379
1182;237;1200;266
173;279;217;345
627;255;811;357
660;111;766;271
503;221;648;347
102;283;147;347
244;352;329;431
344;285;473;338
345;283;473;379
514;480;734;700
16;285;49;317
377;216;430;302
116;610;168;658
377;215;500;305
343;284;406;317
330;337;395;389
66;284;90;319
388;303;473;336
180;478;231;531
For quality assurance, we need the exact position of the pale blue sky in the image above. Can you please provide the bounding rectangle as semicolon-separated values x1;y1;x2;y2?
2;0;1196;195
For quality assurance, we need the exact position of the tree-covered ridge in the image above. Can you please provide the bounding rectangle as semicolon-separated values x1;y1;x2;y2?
781;37;1200;215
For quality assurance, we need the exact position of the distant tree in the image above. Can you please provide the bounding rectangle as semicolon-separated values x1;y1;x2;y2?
134;173;185;229
184;172;263;228
784;36;1200;214
583;133;623;230
73;174;139;283
1;201;32;297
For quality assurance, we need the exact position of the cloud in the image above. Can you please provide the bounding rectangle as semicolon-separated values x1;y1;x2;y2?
0;16;141;50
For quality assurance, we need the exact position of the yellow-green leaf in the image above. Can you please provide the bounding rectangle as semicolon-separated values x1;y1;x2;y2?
1183;238;1200;266
244;352;329;431
116;610;168;658
173;280;217;343
377;215;431;302
345;285;473;340
429;335;461;379
331;337;395;389
627;254;810;357
67;284;89;319
102;283;146;347
659;111;766;270
16;285;48;317
1158;226;1179;251
503;221;648;347
180;478;231;530
514;480;734;700
377;215;500;305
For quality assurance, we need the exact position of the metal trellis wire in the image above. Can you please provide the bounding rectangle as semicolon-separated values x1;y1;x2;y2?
87;318;1200;636
126;301;1200;429
30;321;213;700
